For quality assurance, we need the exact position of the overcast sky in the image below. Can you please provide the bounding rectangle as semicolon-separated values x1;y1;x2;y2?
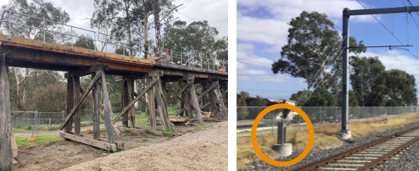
237;0;419;101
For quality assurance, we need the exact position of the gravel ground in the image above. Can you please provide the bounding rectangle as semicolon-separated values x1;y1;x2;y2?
377;140;419;170
239;120;419;171
62;121;228;171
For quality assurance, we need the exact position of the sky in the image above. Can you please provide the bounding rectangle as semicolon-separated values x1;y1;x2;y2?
237;0;419;101
0;0;228;51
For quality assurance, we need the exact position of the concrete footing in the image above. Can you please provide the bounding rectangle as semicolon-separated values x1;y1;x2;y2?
338;130;352;140
273;143;292;157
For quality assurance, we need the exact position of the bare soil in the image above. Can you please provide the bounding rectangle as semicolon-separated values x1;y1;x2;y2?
14;121;227;171
64;121;228;171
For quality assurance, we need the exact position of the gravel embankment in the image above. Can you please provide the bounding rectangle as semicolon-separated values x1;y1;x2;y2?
239;120;419;171
63;121;228;171
376;140;419;170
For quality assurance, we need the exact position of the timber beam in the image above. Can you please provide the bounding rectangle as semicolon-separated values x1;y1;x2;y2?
161;76;183;82
65;64;109;78
0;52;13;64
60;133;121;152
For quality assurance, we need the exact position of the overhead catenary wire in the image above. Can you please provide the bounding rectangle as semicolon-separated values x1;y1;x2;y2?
296;41;344;105
296;46;344;107
356;0;419;58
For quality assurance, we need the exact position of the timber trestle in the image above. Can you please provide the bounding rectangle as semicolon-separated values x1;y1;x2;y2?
0;34;227;169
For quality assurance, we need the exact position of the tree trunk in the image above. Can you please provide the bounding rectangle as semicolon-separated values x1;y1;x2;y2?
14;68;25;111
143;1;149;59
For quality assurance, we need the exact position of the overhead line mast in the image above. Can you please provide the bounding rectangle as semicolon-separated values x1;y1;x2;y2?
340;5;419;140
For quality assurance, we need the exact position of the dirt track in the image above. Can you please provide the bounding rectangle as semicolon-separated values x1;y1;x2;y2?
62;121;228;171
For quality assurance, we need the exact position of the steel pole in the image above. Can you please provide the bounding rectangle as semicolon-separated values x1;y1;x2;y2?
341;8;350;132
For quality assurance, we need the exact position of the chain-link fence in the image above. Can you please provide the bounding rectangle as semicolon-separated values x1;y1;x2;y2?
237;106;419;128
11;103;182;133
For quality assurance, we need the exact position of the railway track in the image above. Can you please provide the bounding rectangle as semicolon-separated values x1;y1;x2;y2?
295;125;419;171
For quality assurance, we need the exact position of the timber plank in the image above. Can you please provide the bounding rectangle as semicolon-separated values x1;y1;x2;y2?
60;133;117;152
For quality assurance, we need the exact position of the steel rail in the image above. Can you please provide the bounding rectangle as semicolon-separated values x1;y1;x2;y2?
294;124;419;171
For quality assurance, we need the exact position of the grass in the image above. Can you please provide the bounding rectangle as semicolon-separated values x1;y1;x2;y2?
12;128;32;133
15;134;63;147
162;129;175;137
236;113;419;169
123;129;132;134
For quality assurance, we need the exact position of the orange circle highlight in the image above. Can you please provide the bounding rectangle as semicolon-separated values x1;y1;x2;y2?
251;103;314;167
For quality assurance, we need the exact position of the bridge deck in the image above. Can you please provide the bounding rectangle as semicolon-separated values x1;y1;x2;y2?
0;35;227;79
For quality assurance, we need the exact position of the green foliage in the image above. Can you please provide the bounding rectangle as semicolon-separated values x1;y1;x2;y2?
272;11;341;89
237;91;249;119
162;129;175;137
305;87;337;106
30;82;67;112
291;87;337;106
164;20;228;70
3;0;70;42
115;47;130;56
26;125;32;131
350;56;385;106
73;35;95;50
384;69;417;106
250;95;267;106
123;129;132;134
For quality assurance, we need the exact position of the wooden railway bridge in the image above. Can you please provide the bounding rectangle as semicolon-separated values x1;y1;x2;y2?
0;34;227;169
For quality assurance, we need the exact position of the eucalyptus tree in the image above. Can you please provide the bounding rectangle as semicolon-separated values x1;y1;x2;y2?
1;0;69;111
163;20;228;69
91;0;174;58
272;11;341;90
350;56;385;106
384;69;417;106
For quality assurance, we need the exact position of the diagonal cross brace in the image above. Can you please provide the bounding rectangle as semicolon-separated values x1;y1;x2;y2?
176;102;210;116
198;81;219;100
112;78;159;124
166;80;194;104
60;71;102;130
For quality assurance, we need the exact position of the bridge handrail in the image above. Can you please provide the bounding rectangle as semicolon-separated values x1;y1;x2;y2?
1;10;227;72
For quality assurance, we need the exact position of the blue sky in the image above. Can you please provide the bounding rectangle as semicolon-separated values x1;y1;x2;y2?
237;0;419;101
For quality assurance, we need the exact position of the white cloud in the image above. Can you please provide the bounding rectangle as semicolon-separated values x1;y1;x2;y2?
175;0;228;37
237;0;376;53
361;50;419;77
237;43;292;82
